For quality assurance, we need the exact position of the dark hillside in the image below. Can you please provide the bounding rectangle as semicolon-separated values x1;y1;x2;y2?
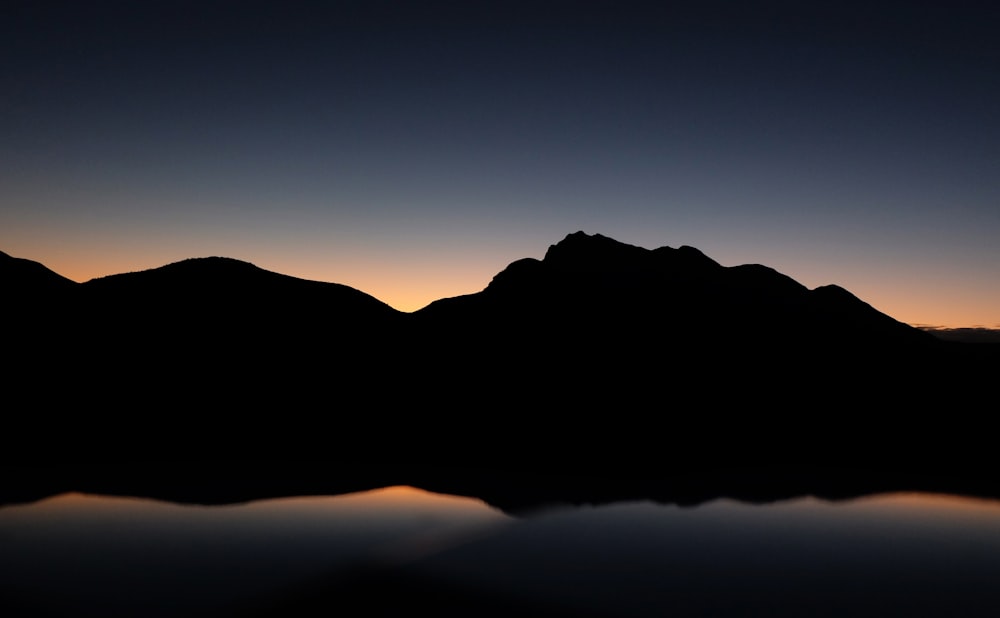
2;233;994;463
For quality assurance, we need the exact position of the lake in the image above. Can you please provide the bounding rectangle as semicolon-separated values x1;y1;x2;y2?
2;485;999;617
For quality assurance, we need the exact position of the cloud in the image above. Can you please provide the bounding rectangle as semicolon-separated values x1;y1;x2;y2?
917;326;1000;344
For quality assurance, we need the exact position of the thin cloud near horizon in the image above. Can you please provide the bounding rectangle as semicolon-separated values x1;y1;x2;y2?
915;326;1000;344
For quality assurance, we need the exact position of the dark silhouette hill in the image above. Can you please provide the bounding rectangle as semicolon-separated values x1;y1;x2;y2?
1;250;79;326
414;231;936;354
408;233;989;434
0;250;77;295
75;256;402;357
76;258;407;403
2;232;995;466
82;256;399;315
4;254;408;428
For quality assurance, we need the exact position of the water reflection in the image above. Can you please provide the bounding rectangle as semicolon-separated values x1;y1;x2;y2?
417;493;1000;617
2;489;999;617
0;487;510;618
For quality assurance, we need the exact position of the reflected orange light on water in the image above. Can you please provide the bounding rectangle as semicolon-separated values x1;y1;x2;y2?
1;486;507;521
825;491;1000;530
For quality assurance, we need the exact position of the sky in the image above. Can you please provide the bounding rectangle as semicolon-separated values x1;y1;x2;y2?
2;1;998;329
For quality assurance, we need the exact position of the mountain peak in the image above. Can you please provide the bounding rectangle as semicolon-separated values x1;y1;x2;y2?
543;231;649;267
548;230;639;251
157;256;263;275
541;231;722;275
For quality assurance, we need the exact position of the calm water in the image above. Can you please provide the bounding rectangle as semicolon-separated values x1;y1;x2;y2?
2;487;999;617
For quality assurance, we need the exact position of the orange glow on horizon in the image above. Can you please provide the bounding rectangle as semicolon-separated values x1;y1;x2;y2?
4;238;997;328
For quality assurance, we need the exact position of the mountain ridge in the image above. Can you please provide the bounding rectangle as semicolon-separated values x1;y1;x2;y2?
413;231;934;349
3;230;989;362
0;233;991;338
4;232;989;355
3;231;995;465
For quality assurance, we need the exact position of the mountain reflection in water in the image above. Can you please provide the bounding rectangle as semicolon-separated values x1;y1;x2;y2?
2;488;999;617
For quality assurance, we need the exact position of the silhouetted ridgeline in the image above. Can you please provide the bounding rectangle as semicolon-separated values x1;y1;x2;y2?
3;234;995;463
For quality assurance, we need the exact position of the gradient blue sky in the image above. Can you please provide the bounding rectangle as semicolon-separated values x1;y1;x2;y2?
3;1;998;328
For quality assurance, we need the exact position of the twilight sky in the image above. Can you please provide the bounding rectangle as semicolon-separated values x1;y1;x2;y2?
3;1;998;328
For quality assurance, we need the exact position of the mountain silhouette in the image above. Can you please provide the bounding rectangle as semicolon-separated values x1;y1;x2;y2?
3;232;995;466
414;231;935;352
76;255;402;353
1;250;77;295
1;249;79;326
